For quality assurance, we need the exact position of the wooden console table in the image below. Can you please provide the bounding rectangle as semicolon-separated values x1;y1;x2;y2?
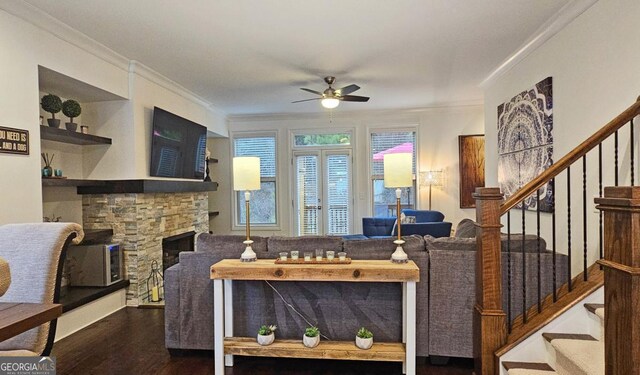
210;259;420;375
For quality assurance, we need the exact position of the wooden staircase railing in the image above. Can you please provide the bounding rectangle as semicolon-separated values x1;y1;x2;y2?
596;187;640;374
474;97;640;375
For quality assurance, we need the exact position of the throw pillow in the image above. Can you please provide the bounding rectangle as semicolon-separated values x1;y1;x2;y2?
401;215;416;224
455;218;477;238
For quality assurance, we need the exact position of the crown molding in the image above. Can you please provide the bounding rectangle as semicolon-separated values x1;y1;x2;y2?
228;99;483;123
128;61;226;116
480;0;599;88
0;0;130;70
0;1;226;116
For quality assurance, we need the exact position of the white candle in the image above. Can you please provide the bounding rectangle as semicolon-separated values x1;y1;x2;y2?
151;286;159;302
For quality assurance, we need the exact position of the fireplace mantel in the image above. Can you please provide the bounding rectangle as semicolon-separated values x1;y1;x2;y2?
77;180;218;195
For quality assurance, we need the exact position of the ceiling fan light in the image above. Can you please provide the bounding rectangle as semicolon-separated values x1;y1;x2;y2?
321;98;340;109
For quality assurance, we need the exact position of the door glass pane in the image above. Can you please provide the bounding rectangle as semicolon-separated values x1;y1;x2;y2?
296;155;319;235
326;154;350;235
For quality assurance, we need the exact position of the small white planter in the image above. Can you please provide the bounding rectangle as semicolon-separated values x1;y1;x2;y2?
355;336;373;350
257;333;275;346
303;334;320;348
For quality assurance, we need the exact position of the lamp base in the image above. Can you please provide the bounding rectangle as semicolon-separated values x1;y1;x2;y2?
240;240;257;262
391;239;409;263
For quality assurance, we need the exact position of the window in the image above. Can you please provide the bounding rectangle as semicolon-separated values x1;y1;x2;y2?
234;135;277;225
293;133;351;147
370;130;417;217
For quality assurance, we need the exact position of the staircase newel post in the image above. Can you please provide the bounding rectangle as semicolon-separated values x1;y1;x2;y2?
596;186;640;375
473;187;507;375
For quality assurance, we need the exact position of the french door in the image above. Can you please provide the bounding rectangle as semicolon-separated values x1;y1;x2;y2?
294;150;352;236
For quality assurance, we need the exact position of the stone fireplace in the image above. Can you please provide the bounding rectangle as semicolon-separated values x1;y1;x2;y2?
82;191;209;305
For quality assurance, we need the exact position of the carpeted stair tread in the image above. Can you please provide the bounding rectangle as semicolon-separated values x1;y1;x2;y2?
584;303;604;315
595;307;604;322
507;369;558;375
551;338;603;375
503;362;556;371
503;361;556;374
542;332;598;343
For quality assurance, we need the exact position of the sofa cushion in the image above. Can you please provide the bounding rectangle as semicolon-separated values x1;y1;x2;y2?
362;217;396;237
267;236;343;253
196;234;268;257
425;235;477;251
454;219;477;238
425;234;547;253
501;234;547;253
343;235;425;259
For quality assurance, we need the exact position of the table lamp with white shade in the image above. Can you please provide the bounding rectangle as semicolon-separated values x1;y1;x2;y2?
383;153;413;263
233;156;261;262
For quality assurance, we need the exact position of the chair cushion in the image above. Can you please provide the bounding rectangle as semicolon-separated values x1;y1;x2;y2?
362;217;396;237
454;219;477;238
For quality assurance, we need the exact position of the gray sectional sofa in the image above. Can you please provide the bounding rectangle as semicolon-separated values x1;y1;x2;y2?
164;228;567;360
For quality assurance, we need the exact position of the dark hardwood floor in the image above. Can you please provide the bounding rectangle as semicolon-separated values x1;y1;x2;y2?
52;307;474;374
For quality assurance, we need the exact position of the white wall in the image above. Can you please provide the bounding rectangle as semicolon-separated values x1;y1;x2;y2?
0;7;228;225
483;0;640;275
129;66;227;179
0;8;129;225
209;106;484;236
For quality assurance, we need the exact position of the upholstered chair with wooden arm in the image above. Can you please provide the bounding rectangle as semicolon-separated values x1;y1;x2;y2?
0;223;83;356
0;256;10;297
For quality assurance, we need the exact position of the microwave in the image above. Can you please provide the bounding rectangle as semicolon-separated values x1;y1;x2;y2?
68;243;124;287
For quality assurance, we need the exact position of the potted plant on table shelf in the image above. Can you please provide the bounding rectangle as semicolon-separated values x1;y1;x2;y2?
62;99;81;132
257;324;277;346
355;327;374;350
41;94;62;128
303;326;320;348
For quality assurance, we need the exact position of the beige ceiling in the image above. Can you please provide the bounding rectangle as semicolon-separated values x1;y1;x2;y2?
24;0;569;115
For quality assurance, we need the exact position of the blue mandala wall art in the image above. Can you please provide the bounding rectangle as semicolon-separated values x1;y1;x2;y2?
498;77;554;212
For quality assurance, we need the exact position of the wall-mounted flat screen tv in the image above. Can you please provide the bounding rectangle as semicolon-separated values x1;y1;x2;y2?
150;107;207;180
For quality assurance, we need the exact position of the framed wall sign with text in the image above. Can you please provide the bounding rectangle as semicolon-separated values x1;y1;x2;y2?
0;126;29;155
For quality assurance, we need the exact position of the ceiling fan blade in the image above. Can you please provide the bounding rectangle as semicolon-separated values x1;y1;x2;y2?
335;84;360;96
300;88;323;96
292;98;322;103
340;95;369;102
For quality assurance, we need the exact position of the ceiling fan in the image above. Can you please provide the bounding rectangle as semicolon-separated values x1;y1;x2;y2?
293;76;370;109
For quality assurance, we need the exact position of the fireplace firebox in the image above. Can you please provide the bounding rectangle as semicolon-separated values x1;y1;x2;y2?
162;231;195;271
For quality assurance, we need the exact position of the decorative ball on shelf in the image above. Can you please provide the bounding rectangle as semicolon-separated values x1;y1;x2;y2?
62;99;82;132
41;94;62;128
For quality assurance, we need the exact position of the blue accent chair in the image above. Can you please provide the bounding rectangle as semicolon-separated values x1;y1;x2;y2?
358;210;452;239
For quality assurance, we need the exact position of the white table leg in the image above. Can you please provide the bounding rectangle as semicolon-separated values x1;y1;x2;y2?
224;279;234;366
405;281;417;375
402;281;407;374
213;279;224;375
